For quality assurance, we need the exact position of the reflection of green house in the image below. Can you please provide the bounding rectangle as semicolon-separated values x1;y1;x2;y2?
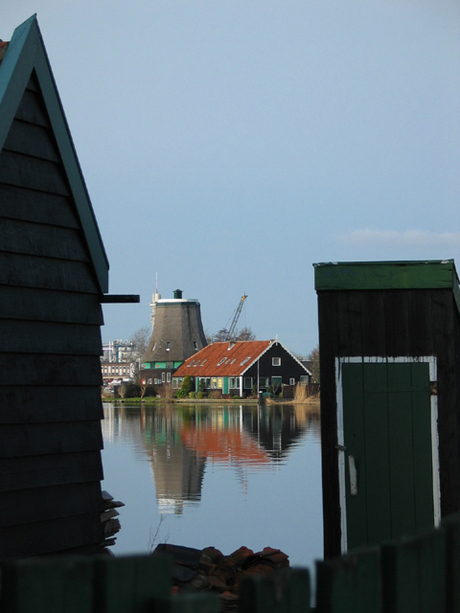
315;260;460;558
173;340;311;397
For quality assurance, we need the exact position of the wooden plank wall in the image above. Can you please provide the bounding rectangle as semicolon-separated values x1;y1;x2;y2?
318;288;460;558
2;512;460;613
0;72;105;558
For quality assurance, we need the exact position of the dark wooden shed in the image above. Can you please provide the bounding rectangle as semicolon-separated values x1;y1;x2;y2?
315;260;460;558
0;16;110;558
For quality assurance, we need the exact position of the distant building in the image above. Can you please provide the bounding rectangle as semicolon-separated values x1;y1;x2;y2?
101;339;136;363
172;340;311;396
100;361;135;386
140;289;207;386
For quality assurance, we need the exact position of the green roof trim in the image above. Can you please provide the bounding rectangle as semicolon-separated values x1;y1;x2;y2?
0;16;109;293
314;259;460;314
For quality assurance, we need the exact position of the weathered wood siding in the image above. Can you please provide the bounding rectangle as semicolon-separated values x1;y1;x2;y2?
245;344;310;387
318;288;460;558
0;72;105;558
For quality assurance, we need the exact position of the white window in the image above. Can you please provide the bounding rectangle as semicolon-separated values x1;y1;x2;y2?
259;377;269;387
166;342;170;352
289;378;296;385
194;341;198;350
240;357;251;366
161;372;165;383
272;357;281;366
167;372;171;383
148;378;152;384
229;377;237;388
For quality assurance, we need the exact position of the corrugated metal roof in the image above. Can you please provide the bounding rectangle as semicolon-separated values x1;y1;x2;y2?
174;340;274;378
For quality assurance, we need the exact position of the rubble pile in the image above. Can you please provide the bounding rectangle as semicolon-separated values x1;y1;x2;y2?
101;490;124;547
154;543;290;612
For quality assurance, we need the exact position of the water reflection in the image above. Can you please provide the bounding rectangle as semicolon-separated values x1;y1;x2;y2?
102;403;320;516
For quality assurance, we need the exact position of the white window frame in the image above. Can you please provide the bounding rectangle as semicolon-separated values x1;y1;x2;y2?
272;357;281;366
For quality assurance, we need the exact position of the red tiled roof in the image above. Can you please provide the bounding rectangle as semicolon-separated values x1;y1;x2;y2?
174;340;274;378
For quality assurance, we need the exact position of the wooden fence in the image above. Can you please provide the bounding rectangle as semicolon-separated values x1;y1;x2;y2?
2;512;460;613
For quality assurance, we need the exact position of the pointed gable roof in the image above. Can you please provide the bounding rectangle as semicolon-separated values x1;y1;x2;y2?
0;15;109;293
173;340;275;378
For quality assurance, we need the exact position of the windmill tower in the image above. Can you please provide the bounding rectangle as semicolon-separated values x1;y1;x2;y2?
141;288;207;385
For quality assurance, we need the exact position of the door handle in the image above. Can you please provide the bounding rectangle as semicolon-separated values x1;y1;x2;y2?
349;455;358;496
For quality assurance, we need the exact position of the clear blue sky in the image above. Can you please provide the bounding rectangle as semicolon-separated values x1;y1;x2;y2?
4;1;460;355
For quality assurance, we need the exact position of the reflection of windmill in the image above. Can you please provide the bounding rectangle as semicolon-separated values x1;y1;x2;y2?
151;443;206;515
144;411;207;515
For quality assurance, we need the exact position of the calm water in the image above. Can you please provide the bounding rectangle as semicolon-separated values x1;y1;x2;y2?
101;401;323;569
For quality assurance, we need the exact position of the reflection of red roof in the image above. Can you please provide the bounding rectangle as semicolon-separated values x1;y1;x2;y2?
181;426;269;464
174;340;273;378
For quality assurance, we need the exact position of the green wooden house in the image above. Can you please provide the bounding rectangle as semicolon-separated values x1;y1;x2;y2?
0;16;111;558
315;260;460;558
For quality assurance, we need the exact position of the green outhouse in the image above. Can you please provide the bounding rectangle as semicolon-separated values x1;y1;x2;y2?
315;260;460;558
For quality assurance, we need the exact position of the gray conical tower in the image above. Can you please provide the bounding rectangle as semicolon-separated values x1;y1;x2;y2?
142;289;207;364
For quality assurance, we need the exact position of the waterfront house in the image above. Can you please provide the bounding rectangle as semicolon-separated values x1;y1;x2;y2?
172;340;311;396
0;16;112;557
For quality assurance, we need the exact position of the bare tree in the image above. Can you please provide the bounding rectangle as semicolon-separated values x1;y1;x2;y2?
235;326;256;341
307;344;320;383
129;326;151;384
130;325;151;360
207;326;256;343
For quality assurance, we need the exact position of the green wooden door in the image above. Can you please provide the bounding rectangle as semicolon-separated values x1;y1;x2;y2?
340;360;437;551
